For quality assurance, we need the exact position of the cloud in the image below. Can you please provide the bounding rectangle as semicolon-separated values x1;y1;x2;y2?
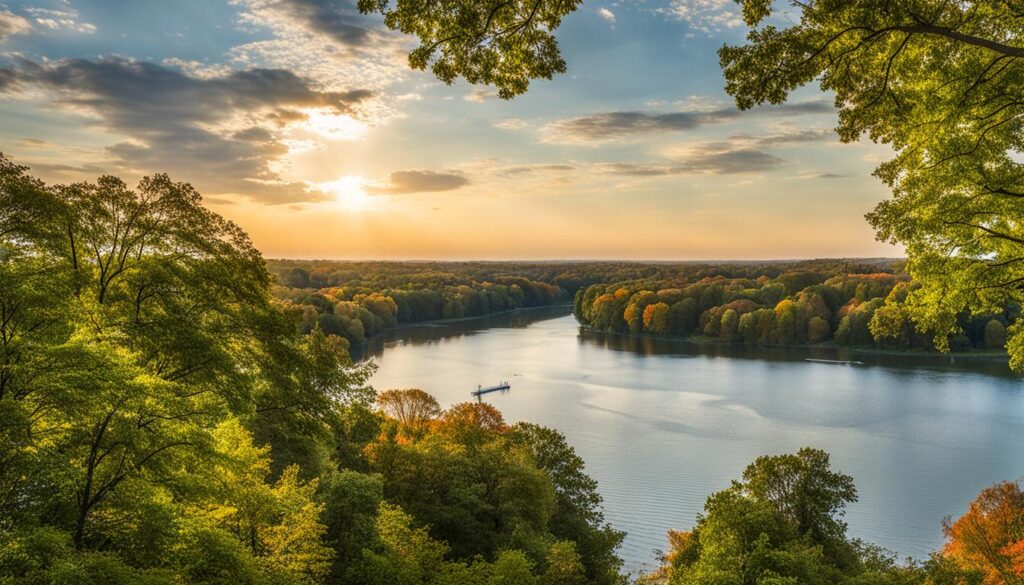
542;101;834;144
499;164;575;176
494;118;528;130
796;171;847;180
544;110;734;143
368;170;470;194
0;9;31;41
598;7;616;23
598;148;782;176
238;0;373;47
24;7;96;33
0;57;373;204
596;128;834;177
660;0;743;33
229;0;405;100
464;88;493;103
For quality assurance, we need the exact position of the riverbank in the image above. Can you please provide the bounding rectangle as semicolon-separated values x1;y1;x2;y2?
380;303;573;333
349;304;573;360
576;324;1010;363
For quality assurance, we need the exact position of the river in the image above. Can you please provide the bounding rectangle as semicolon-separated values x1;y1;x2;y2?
358;306;1024;576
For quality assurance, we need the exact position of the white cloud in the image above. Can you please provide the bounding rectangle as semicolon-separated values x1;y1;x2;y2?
494;118;528;130
464;88;493;103
24;7;96;34
598;7;616;23
661;0;742;33
0;9;31;41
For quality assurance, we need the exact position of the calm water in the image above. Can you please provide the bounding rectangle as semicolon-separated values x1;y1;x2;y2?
359;307;1024;575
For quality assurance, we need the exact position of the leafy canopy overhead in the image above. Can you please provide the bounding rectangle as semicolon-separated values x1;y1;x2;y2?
358;0;582;98
719;1;1024;368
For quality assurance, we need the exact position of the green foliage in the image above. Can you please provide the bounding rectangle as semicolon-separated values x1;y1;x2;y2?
0;158;622;585
648;449;939;585
357;0;581;99
719;1;1024;369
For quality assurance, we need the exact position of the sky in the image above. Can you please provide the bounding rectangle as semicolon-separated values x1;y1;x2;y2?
0;0;901;260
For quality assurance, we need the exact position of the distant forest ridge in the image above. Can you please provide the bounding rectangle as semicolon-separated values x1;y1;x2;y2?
265;258;1006;352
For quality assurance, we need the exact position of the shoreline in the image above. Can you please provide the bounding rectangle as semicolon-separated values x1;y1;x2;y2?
349;303;573;347
575;323;1011;363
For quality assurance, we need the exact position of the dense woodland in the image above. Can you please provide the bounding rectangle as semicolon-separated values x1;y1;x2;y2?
272;258;1018;355
574;264;1018;353
268;260;573;346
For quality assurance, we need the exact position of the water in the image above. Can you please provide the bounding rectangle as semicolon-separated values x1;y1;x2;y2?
359;307;1024;576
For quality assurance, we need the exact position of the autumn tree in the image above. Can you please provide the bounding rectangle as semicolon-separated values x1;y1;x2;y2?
377;388;442;429
643;302;671;334
943;480;1024;585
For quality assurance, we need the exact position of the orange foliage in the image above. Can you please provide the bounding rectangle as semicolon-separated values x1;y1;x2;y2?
943;480;1024;585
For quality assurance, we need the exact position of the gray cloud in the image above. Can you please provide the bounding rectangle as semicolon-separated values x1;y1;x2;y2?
545;110;734;142
499;164;576;176
599;149;783;176
543;101;834;143
593;126;834;177
368;170;470;194
733;128;835;146
244;0;373;46
0;57;373;204
798;172;847;180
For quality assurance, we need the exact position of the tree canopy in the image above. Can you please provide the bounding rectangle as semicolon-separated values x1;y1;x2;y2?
719;0;1024;368
358;0;582;98
0;155;624;584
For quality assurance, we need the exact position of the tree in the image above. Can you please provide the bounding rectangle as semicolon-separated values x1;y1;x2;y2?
669;298;699;335
644;449;915;585
358;0;582;99
807;316;832;343
985;320;1008;351
719;308;739;342
869;303;912;348
0;157;377;583
643;302;671;334
509;423;625;585
719;1;1024;369
942;480;1024;585
540;541;587;585
739;448;858;565
377;388;442;429
201;419;333;585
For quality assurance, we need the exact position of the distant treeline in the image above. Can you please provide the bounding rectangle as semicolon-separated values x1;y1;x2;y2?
267;260;923;347
268;261;575;345
573;261;1018;353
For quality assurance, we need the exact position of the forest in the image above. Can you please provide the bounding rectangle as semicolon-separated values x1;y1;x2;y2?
273;258;1018;356
573;265;1018;354
268;260;572;346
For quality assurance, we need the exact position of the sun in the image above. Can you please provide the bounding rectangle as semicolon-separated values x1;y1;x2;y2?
319;176;372;211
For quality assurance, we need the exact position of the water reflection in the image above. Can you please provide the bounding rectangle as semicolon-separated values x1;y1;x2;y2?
350;305;574;360
578;329;1017;378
